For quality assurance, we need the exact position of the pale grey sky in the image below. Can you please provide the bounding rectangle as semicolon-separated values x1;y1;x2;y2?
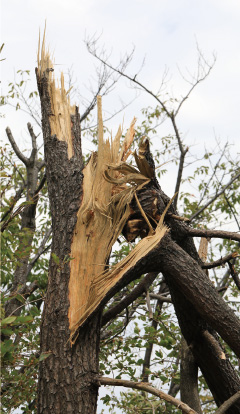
2;0;240;150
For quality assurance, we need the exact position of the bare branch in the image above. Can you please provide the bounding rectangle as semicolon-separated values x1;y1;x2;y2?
34;173;47;196
99;377;199;414
27;122;38;163
197;142;228;207
190;171;240;222
228;261;240;291
86;37;170;115
1;183;25;222
185;228;240;243
1;201;29;232
37;160;45;170
86;36;196;209
167;213;190;223
215;391;240;414
202;252;239;270
145;290;153;319
149;293;172;303
141;281;169;383
175;48;216;117
6;127;29;166
224;193;240;231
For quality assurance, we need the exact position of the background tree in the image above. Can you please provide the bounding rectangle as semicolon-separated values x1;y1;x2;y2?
1;37;240;414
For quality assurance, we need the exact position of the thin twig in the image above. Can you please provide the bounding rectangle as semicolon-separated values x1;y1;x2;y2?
190;171;240;221
145;290;153;319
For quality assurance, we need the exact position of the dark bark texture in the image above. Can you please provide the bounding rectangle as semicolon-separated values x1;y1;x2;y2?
180;338;203;414
108;141;240;412
36;71;101;414
5;125;43;318
36;69;240;413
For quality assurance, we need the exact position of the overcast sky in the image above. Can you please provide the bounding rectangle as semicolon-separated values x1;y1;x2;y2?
2;0;240;153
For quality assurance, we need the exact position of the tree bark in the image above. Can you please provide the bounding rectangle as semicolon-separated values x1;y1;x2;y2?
36;68;101;413
180;338;203;414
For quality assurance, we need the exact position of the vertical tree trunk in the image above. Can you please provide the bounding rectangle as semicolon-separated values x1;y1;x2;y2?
36;57;101;412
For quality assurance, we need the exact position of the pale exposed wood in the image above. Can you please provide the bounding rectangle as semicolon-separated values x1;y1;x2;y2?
69;151;173;341
38;28;75;158
38;35;169;343
68;97;157;341
198;237;209;262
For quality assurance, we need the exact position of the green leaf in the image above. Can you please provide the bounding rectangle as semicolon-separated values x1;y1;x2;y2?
15;315;33;324
51;253;60;265
1;328;14;336
1;316;17;325
39;352;51;362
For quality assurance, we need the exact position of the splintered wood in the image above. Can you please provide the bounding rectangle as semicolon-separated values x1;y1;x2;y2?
38;33;168;343
37;29;75;158
68;98;169;342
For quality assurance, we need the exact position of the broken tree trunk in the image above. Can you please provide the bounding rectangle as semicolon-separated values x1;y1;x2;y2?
36;38;169;413
36;35;240;414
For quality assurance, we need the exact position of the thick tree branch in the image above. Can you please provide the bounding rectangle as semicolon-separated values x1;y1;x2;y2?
215;391;240;414
6;127;30;166
180;338;203;414
185;228;240;243
99;377;198;414
155;235;240;358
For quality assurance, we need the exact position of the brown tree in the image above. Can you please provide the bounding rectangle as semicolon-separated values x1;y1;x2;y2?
2;36;240;414
34;37;240;414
